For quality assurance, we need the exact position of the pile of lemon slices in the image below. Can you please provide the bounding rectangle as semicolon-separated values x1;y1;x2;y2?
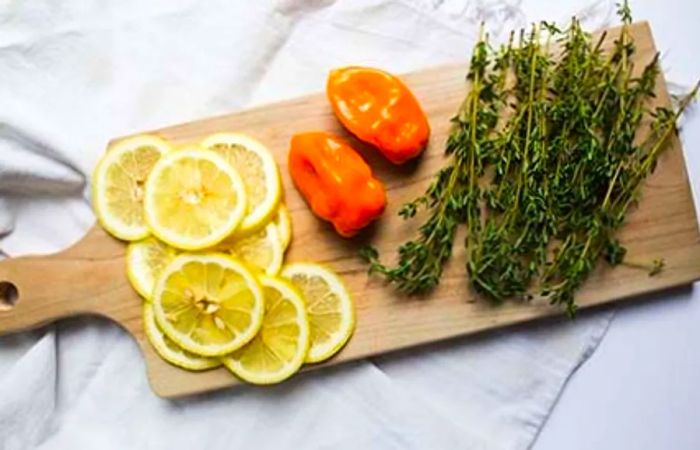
92;133;355;385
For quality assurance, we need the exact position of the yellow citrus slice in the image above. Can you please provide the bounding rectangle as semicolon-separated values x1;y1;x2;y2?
152;253;264;356
143;303;221;371
281;263;355;363
93;135;171;241
144;148;247;250
220;222;284;276
201;133;281;234
274;204;292;250
222;275;310;384
126;237;178;301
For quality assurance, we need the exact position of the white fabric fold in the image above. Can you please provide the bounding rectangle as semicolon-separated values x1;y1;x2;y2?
0;1;617;448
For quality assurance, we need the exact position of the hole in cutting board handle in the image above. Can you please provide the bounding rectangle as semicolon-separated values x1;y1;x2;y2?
0;281;18;311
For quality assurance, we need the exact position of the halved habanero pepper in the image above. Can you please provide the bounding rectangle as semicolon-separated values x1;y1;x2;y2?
288;132;386;237
326;66;430;165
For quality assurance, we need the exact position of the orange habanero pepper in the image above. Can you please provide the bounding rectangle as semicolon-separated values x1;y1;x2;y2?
327;66;430;165
288;132;386;237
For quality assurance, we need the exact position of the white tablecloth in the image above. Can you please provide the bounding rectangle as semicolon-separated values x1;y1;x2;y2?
0;1;658;448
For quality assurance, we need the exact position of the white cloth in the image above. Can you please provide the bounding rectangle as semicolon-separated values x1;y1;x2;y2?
0;1;617;449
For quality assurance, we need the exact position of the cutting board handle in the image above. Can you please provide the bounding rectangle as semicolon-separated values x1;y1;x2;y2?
0;226;133;336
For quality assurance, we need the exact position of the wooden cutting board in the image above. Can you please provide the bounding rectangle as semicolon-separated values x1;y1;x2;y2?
0;21;699;398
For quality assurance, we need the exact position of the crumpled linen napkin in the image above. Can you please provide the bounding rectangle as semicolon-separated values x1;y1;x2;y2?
0;1;616;449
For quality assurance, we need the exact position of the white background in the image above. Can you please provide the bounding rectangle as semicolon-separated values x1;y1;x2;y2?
534;0;700;448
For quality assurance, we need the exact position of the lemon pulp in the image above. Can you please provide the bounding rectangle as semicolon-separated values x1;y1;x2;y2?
144;149;247;250
152;254;264;356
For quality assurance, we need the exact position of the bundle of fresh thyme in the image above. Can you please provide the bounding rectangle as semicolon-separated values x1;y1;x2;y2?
360;2;698;317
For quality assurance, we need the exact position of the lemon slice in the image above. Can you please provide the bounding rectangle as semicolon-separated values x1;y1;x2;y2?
126;237;178;301
93;135;171;241
143;303;221;371
274;204;292;250
144;148;247;250
222;275;310;384
152;253;264;356
281;263;355;363
221;222;284;276
201;133;281;234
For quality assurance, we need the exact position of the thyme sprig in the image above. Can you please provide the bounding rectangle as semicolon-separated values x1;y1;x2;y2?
361;2;698;316
360;25;502;294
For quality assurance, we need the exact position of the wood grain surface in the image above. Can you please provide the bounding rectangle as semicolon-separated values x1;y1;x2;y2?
0;22;698;398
